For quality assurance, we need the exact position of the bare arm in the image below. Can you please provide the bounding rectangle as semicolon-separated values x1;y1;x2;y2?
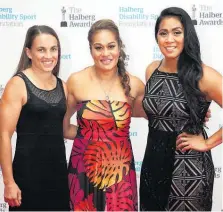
201;65;222;149
63;75;78;140
145;61;160;81
0;76;25;206
177;65;222;151
131;77;147;118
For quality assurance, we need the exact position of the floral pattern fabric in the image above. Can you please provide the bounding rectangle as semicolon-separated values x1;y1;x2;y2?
68;100;138;211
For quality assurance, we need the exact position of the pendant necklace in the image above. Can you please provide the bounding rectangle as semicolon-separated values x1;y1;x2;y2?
95;68;118;102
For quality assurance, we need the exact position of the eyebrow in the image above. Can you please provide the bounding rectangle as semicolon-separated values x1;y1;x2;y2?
93;41;116;45
37;45;58;48
159;27;183;31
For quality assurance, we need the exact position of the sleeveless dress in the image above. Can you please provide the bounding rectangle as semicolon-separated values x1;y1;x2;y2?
140;68;215;211
68;100;138;211
10;72;69;211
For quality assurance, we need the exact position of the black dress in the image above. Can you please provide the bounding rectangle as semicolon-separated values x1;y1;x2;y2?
10;72;69;211
140;67;214;211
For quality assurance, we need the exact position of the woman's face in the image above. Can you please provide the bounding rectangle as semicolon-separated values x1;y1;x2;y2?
90;29;120;72
157;16;184;59
26;33;59;73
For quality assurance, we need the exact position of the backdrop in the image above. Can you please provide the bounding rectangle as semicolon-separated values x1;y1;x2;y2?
0;0;222;211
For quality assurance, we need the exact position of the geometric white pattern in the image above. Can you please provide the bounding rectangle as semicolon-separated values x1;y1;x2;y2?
141;68;214;211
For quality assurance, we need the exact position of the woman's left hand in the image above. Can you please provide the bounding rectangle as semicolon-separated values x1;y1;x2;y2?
176;132;210;152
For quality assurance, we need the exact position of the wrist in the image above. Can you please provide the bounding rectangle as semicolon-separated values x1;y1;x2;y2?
205;139;213;151
4;179;15;186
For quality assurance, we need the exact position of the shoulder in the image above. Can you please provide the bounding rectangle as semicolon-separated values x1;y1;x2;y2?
7;74;26;92
2;74;26;103
128;73;145;97
200;64;222;90
57;78;68;97
66;67;91;93
128;73;144;87
145;60;161;81
67;67;90;84
202;64;221;78
199;64;222;101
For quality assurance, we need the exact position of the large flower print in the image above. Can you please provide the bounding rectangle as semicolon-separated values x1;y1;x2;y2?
106;181;134;211
74;194;96;211
68;174;84;209
70;138;89;173
83;139;132;190
79;100;131;142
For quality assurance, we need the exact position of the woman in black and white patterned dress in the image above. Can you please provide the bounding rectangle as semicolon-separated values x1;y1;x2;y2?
140;7;222;211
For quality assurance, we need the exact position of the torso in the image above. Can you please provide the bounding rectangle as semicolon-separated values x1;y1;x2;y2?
70;66;140;107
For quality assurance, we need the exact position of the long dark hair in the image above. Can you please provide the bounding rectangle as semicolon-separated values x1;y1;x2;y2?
155;7;206;134
88;19;131;97
16;25;61;76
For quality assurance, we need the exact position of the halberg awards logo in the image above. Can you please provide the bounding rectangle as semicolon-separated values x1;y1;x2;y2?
191;4;223;26
60;6;96;28
60;6;67;27
192;5;197;25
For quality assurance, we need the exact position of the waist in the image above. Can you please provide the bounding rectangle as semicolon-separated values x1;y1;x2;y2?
76;129;130;142
149;126;179;136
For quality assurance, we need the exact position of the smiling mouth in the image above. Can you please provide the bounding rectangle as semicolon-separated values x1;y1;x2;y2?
42;61;54;64
165;47;176;51
100;59;113;64
165;47;177;53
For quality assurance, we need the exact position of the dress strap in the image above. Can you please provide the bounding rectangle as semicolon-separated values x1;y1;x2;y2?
14;72;31;98
57;77;66;100
157;59;163;69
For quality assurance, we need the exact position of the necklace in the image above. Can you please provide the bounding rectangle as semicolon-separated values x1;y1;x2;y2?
95;68;118;102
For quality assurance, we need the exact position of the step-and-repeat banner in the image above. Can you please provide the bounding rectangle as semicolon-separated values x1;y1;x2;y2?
0;0;222;211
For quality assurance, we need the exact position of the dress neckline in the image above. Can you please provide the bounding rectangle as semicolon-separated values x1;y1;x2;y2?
78;99;131;107
157;68;178;75
19;71;58;92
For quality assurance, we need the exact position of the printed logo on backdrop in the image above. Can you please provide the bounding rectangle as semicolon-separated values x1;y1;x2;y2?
0;7;37;27
191;5;197;25
130;131;137;137
61;54;72;60
124;54;130;67
153;45;163;60
0;202;7;212
214;166;222;178
135;161;142;178
0;85;4;98
60;6;96;28
119;6;158;28
191;4;223;26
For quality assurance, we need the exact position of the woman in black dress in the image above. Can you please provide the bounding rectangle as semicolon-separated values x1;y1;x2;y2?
0;25;70;211
140;7;222;211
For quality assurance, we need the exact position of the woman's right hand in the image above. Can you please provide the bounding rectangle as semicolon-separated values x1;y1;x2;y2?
4;182;22;207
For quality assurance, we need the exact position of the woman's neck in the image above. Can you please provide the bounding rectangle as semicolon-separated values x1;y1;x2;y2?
28;67;55;82
162;58;178;73
93;65;118;81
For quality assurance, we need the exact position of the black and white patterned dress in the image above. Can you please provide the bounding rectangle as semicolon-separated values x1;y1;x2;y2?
140;67;214;211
